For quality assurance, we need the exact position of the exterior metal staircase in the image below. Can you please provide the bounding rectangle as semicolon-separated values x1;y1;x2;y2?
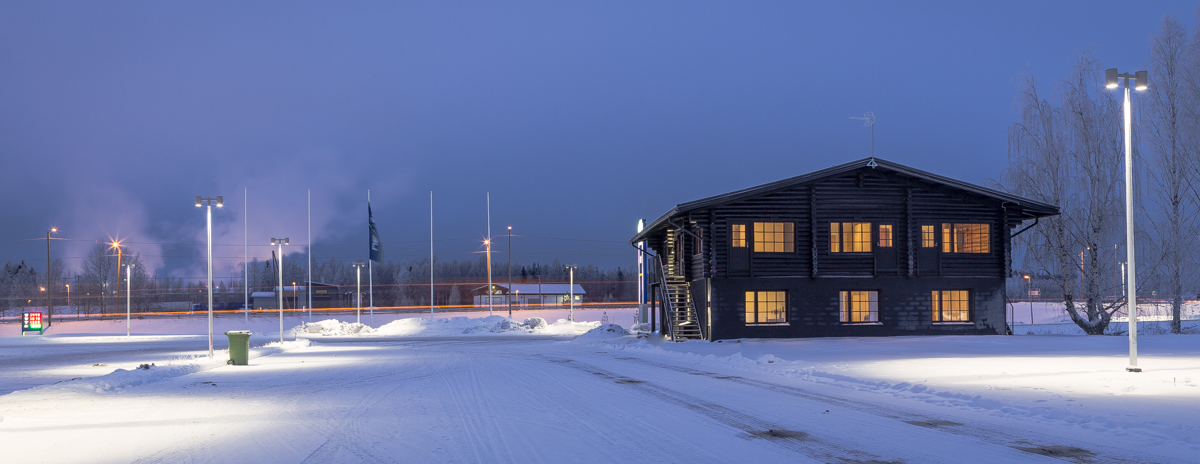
656;233;703;341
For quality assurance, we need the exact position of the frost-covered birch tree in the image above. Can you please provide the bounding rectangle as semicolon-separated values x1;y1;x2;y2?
1005;53;1125;335
1144;15;1199;334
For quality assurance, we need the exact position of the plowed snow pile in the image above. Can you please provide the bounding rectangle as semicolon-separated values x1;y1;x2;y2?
574;324;632;342
294;316;601;338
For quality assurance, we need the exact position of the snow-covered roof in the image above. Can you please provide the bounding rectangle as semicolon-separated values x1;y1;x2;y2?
251;292;275;298
471;283;586;295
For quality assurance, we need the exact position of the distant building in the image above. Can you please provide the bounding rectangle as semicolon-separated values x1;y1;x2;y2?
630;157;1060;341
471;283;586;308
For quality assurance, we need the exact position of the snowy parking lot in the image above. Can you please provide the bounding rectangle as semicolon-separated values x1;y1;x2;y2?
1;313;1198;463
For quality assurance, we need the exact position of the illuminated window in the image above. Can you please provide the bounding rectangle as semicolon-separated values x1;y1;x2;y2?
941;224;952;253
745;291;787;324
941;223;990;253
839;290;878;323
753;222;794;253
932;290;970;322
731;224;746;248
921;225;936;248
830;222;871;253
878;224;892;247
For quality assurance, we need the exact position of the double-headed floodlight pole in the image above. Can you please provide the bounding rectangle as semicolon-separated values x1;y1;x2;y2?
272;237;289;343
1106;67;1148;373
352;260;365;323
196;196;223;358
126;263;134;337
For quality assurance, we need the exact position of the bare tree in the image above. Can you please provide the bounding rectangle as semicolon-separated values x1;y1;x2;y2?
1144;15;1199;334
1005;53;1126;335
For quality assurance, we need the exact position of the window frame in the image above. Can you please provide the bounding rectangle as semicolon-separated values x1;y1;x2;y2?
830;222;873;253
745;290;789;325
839;290;880;324
931;290;972;323
878;224;893;248
752;222;795;253
940;223;990;254
921;225;936;248
731;223;747;248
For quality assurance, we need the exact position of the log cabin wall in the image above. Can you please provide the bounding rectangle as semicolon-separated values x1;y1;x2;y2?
633;159;1059;341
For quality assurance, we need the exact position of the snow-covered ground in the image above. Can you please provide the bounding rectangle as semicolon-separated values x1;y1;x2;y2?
1;312;1198;463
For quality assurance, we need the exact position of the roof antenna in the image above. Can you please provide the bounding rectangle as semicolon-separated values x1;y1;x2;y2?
850;111;876;167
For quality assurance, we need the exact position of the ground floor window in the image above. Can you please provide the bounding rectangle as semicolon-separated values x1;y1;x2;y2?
745;291;787;324
932;290;970;322
839;290;878;323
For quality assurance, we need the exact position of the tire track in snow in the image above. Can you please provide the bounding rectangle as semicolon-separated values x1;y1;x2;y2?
433;351;520;463
537;355;908;464
609;354;1164;464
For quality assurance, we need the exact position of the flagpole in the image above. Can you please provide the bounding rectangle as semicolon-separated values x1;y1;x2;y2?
307;189;312;322
244;188;248;327
368;190;374;325
487;192;492;317
430;191;434;320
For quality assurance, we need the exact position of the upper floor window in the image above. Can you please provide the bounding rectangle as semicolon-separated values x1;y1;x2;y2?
693;229;704;255
753;222;794;253
731;224;746;248
840;290;878;323
878;224;893;247
745;291;787;324
831;222;871;253
921;225;936;248
932;290;971;322
941;223;990;253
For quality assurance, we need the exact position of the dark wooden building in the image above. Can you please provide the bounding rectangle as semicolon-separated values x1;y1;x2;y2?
630;157;1059;341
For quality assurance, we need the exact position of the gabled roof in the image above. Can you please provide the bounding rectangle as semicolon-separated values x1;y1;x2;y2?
631;157;1059;243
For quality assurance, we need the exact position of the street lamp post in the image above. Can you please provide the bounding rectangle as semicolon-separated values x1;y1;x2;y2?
46;228;56;326
484;238;493;316
272;237;289;343
65;284;70;312
565;264;578;322
352;261;365;324
1106;67;1148;373
196;196;223;358
1024;275;1032;325
126;264;134;337
507;226;512;319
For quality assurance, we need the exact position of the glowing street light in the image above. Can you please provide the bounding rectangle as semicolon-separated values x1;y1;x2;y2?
352;261;365;324
196;195;223;357
1024;275;1033;325
565;264;578;322
1105;67;1148;373
271;237;289;343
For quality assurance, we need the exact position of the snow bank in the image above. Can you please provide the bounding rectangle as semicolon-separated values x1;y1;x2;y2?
573;324;632;342
297;319;375;336
13;339;310;396
295;315;600;338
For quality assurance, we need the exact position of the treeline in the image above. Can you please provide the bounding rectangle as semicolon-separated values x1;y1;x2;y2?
1;240;636;317
1002;16;1200;334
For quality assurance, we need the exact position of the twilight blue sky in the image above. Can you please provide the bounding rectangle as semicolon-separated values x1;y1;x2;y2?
1;1;1196;280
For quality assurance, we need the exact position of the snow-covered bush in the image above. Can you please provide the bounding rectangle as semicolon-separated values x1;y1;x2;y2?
522;317;547;330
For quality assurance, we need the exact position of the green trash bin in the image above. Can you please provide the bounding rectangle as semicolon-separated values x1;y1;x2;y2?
225;330;252;365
